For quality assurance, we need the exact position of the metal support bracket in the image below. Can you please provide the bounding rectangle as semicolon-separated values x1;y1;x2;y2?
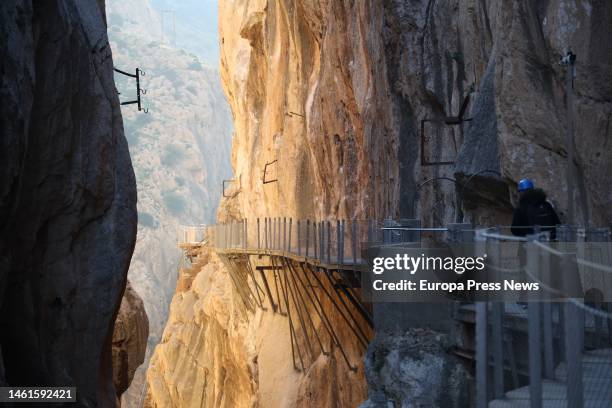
114;67;147;113
420;93;473;166
263;160;278;184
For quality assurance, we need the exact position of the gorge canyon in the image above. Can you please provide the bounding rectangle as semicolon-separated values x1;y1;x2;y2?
146;0;612;407
1;0;611;407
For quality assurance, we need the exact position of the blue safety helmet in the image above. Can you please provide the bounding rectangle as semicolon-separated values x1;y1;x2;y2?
517;178;534;192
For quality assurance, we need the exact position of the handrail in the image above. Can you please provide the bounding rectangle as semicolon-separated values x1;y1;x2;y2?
479;232;528;242
381;227;448;232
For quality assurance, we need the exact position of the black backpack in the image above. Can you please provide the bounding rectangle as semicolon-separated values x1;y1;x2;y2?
525;201;557;230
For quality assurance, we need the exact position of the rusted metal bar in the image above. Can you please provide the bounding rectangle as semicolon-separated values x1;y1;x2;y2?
255;265;283;271
305;263;368;349
228;256;258;311
322;269;369;348
245;256;266;309
225;256;255;312
279;260;304;371
263;160;278;184
270;256;286;315
336;281;373;328
272;264;284;315
285;258;315;362
258;265;277;312
289;260;359;371
282;259;327;355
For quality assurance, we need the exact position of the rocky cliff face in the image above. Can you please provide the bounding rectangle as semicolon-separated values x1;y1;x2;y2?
113;281;149;404
0;0;139;405
147;0;612;407
145;250;257;408
216;0;610;228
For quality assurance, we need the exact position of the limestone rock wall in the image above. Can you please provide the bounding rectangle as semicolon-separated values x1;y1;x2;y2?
145;249;366;408
218;0;612;229
113;281;149;402
146;0;612;407
145;251;257;408
0;0;138;405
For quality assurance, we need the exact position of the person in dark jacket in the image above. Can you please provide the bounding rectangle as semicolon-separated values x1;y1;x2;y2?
511;178;561;239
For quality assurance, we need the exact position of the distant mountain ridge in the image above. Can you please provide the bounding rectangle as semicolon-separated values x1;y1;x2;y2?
106;0;232;405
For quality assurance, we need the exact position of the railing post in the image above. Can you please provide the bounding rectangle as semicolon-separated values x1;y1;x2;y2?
337;220;342;265
305;220;310;258
564;251;584;408
541;241;554;379
352;219;357;266
475;230;488;408
283;217;287;251
244;219;248;249
320;221;324;261
319;221;324;261
313;221;317;259
269;217;272;250
340;219;345;265
276;217;280;250
297;219;301;256
288;218;293;253
257;218;261;250
489;228;504;399
327;221;331;264
475;301;488;408
526;235;542;408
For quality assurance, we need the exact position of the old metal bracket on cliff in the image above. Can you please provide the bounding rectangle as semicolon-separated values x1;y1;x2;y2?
114;67;148;113
286;111;305;119
262;160;278;184
223;179;240;197
420;93;473;166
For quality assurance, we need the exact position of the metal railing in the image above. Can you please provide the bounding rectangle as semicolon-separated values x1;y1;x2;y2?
472;225;612;408
181;219;612;407
206;218;401;266
177;224;209;245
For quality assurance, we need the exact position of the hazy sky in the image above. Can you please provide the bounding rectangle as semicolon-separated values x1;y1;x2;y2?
149;0;219;63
